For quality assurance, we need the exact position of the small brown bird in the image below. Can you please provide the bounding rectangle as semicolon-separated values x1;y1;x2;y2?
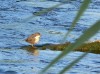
25;32;41;47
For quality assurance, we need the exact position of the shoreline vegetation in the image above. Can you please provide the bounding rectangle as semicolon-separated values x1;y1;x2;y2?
22;40;100;54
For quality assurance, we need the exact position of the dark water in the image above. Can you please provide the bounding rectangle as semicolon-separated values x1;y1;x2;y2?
0;0;100;74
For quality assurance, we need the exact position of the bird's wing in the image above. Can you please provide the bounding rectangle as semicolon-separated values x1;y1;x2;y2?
25;34;36;44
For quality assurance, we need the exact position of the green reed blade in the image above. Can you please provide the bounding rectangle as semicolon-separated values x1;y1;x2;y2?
40;20;100;74
59;52;88;74
61;0;91;43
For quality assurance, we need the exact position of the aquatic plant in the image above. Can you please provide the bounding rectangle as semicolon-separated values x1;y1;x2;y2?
39;41;100;54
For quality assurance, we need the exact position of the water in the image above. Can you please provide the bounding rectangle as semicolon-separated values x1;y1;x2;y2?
0;0;100;74
0;49;100;74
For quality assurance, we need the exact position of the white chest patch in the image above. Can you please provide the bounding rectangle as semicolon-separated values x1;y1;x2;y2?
35;36;40;43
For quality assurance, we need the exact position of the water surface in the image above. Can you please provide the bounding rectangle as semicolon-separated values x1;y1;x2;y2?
0;0;100;74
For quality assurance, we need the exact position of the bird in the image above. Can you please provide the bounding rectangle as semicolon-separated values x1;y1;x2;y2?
25;32;41;47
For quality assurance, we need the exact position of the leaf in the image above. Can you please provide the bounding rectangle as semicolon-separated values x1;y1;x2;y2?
34;3;62;16
61;0;91;43
22;0;78;22
40;20;100;74
22;1;69;22
59;52;88;74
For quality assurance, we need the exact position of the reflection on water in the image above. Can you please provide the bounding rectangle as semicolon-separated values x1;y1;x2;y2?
21;45;40;62
21;45;39;56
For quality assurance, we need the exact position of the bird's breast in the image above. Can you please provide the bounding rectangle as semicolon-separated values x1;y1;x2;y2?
34;36;40;43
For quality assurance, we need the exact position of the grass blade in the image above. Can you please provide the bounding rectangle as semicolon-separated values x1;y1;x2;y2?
59;52;88;74
34;3;62;16
22;0;71;22
40;20;100;74
62;0;91;43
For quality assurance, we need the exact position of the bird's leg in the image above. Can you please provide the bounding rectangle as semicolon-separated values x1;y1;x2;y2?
31;44;33;47
31;44;34;47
